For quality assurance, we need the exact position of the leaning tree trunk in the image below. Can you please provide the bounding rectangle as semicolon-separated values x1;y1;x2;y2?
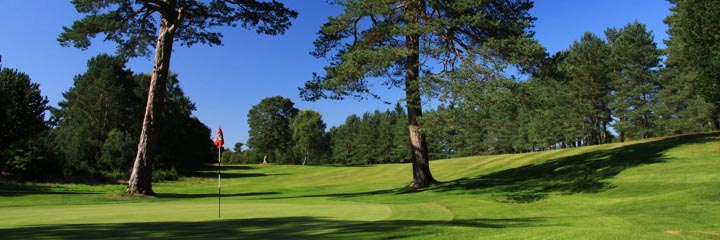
127;14;179;196
404;0;436;189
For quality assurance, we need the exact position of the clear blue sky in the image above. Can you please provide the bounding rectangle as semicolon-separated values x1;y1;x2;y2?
0;1;672;148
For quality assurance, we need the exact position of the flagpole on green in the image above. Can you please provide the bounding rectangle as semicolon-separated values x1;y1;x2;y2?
214;126;224;220
218;146;221;219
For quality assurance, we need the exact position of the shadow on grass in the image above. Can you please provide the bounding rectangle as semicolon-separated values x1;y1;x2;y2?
208;165;256;171
0;182;104;197
189;172;271;179
432;133;719;202
189;165;266;179
0;216;548;240
158;191;280;199
0;190;101;197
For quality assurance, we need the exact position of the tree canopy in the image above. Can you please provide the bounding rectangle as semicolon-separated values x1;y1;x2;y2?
0;68;49;151
247;96;299;164
58;0;298;58
0;67;50;179
291;110;329;165
665;0;720;130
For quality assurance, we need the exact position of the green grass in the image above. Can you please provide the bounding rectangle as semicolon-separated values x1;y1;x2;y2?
1;133;719;239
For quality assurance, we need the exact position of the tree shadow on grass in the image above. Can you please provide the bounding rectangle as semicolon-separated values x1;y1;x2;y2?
432;133;719;203
189;172;271;179
0;190;101;197
0;216;550;240
158;191;280;199
203;165;256;171
0;182;104;197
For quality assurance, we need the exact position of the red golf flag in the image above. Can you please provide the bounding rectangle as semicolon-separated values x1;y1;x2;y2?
214;126;224;149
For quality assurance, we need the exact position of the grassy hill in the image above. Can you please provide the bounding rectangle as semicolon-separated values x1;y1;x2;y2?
1;133;719;239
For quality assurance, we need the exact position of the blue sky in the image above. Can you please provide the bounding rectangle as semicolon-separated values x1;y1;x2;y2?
0;1;672;147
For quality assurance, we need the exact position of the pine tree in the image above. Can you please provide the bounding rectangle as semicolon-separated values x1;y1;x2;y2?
60;0;297;195
664;0;720;130
607;22;662;141
564;33;613;145
301;0;541;188
53;54;138;176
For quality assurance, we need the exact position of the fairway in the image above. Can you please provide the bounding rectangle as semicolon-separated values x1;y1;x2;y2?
1;133;719;239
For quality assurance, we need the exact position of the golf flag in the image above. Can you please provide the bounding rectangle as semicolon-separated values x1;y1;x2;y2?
214;126;224;149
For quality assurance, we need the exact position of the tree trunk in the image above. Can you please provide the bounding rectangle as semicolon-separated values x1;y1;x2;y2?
303;147;308;165
405;0;436;189
618;115;625;142
127;13;178;196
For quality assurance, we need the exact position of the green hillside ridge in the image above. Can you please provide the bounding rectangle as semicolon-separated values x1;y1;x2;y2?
1;133;718;239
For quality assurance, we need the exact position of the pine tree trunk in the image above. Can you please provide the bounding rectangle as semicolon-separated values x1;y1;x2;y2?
405;0;436;189
127;14;178;196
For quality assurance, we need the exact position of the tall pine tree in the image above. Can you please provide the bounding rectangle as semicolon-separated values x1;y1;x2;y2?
607;22;662;141
60;0;297;196
301;0;541;188
664;0;720;130
564;33;613;145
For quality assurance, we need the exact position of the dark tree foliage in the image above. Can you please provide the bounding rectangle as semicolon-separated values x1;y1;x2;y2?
522;52;586;150
60;0;297;195
99;129;136;178
247;96;299;164
52;54;138;177
301;0;542;188
423;77;531;157
52;55;212;180
134;74;214;174
0;67;51;179
0;68;49;151
655;7;715;134
665;0;720;130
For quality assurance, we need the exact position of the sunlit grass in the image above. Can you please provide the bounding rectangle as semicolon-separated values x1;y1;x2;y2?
1;133;718;239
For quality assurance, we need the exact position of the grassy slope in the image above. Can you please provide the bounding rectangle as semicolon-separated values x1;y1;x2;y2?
0;133;718;239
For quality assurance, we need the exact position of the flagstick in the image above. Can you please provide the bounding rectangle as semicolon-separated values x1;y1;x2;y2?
218;147;221;219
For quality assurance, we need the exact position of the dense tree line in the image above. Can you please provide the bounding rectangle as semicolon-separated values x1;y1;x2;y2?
224;96;331;165
1;54;213;181
229;98;409;166
328;104;410;165
421;20;717;159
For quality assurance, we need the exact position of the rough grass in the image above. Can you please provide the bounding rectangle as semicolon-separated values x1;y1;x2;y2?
1;133;719;239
